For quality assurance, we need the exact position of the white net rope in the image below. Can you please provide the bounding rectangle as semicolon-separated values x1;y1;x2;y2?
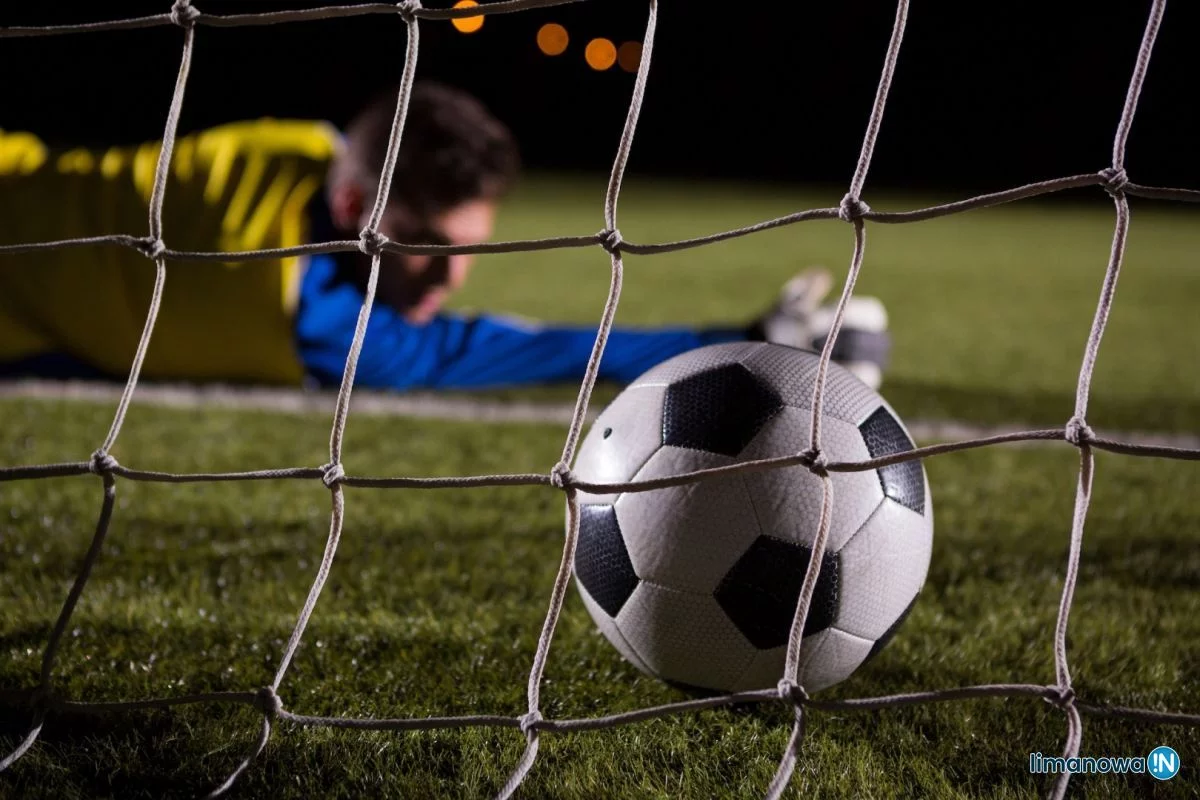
1;1;1198;797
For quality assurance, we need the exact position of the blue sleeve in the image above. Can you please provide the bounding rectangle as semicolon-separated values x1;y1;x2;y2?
376;313;747;389
295;255;748;390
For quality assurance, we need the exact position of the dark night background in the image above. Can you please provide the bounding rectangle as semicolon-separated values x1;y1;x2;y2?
1;1;1196;195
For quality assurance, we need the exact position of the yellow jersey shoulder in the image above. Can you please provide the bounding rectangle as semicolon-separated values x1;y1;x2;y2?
0;119;344;384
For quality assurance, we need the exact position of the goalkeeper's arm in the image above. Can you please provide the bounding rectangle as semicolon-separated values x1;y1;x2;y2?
294;257;891;391
294;255;747;390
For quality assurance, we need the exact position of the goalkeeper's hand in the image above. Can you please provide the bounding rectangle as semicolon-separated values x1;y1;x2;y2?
748;267;891;390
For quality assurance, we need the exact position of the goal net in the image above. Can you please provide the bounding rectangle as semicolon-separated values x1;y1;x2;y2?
1;1;1197;798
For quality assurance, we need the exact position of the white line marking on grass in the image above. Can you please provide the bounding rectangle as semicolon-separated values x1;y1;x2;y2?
0;379;581;424
1;378;1197;449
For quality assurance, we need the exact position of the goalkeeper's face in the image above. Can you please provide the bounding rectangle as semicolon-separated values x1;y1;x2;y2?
375;197;498;324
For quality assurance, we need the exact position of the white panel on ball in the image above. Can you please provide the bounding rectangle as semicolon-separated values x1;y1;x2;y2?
738;407;885;552
735;627;875;693
577;583;654;676
616;581;756;692
572;384;667;506
834;496;933;642
615;446;762;595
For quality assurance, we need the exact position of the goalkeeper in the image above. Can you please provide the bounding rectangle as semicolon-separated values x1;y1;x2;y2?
0;81;889;391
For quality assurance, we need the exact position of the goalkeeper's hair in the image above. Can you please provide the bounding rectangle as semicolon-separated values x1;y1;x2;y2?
331;79;520;216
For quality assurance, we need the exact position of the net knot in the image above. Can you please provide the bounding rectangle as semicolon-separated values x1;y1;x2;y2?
396;0;422;22
777;679;808;705
255;686;283;718
138;237;167;260
518;710;543;735
838;193;871;223
1099;167;1128;195
798;448;828;476
1047;685;1076;709
549;461;573;489
322;462;346;488
1064;416;1094;446
90;450;119;476
599;228;624;254
358;229;391;256
170;0;201;27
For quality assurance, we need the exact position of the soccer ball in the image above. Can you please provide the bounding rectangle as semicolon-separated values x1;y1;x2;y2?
570;342;933;694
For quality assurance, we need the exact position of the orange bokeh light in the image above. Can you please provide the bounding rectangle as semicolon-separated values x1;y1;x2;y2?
584;37;617;71
617;41;642;73
451;0;483;33
537;23;569;56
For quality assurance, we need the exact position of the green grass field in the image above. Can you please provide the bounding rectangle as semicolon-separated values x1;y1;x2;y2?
2;175;1198;798
457;174;1200;431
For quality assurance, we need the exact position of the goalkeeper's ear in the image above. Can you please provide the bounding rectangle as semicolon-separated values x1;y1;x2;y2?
329;180;367;233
